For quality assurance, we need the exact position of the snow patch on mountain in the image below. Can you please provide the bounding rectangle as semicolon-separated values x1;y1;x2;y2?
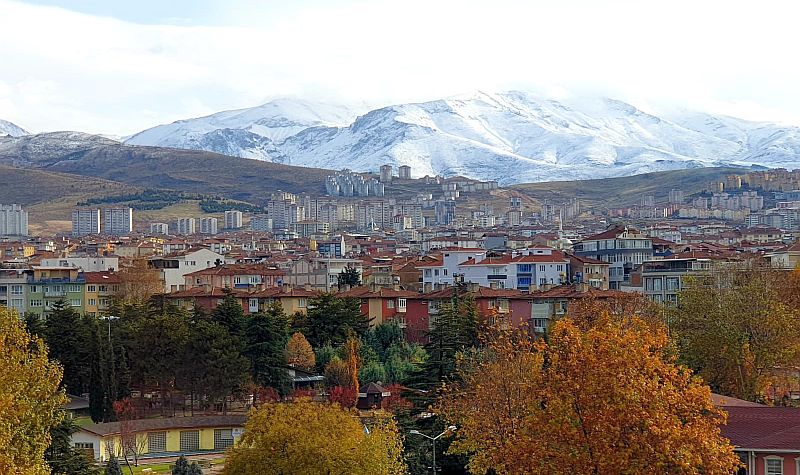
0;119;29;137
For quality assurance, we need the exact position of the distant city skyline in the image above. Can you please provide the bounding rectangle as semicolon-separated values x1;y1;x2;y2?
3;0;800;135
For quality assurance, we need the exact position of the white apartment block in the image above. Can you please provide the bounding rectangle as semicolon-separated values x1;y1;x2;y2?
250;215;273;232
177;217;196;235
40;256;119;272
72;209;101;237
200;217;219;235
150;248;226;292
0;204;28;236
103;207;133;235
224;210;243;229
419;248;487;291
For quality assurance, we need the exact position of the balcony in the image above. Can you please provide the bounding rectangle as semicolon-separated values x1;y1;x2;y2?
44;290;66;298
487;275;507;280
28;277;85;284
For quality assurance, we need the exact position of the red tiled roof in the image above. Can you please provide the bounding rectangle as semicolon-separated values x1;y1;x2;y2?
722;407;800;450
582;226;642;241
83;271;122;284
530;285;624;299
184;264;285;277
711;393;764;408
338;286;418;298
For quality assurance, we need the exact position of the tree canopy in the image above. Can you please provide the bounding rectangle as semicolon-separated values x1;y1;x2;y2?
0;307;67;475
223;400;406;475
439;314;741;475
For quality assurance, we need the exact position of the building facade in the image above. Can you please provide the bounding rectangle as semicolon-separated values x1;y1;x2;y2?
0;204;28;236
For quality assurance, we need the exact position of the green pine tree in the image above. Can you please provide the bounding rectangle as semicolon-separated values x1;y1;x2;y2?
105;457;123;475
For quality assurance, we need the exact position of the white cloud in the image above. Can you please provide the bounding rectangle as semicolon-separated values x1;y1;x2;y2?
2;0;800;135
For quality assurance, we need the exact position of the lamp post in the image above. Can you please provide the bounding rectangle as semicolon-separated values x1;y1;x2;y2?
409;426;457;474
99;315;119;342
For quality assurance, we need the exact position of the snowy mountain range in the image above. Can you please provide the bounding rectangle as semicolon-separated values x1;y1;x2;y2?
6;92;800;185
121;92;800;184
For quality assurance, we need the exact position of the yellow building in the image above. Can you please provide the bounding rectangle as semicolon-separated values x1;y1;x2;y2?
83;271;121;317
71;415;247;462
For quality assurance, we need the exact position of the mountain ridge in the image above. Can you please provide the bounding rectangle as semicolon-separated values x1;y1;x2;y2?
121;92;800;184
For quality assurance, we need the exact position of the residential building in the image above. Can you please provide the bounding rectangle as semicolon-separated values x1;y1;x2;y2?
25;266;86;317
721;406;800;475
83;271;121;317
339;286;417;327
183;264;286;290
457;250;569;291
224;210;243;230
176;218;196;235
0;204;28;236
167;284;319;316
71;415;246;462
572;226;654;289
149;223;169;235
0;269;28;314
529;285;624;334
292;220;329;238
640;256;714;305
766;241;800;270
72;209;101;237
200;217;219;235
102;207;133;235
40;256;119;272
250;215;273;232
286;257;363;291
379;164;393;183
419;248;487;291
568;254;610;290
149;248;226;292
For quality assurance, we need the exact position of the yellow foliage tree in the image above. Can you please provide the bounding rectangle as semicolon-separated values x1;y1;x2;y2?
223;399;406;475
285;332;315;370
439;314;741;475
0;307;67;475
116;257;164;304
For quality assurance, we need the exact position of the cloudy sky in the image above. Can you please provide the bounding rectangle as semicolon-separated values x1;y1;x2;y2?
2;0;800;135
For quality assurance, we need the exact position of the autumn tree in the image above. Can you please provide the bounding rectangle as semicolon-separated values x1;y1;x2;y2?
285;332;315;370
439;314;741;475
223;400;406;475
116;258;164;305
671;263;800;402
0;307;67;475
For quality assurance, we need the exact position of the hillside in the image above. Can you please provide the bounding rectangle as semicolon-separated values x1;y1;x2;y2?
511;167;747;209
0;132;332;202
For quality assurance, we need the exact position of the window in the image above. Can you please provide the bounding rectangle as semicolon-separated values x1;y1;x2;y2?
517;264;532;273
387;299;394;309
88;299;97;306
443;269;448;276
10;298;23;308
434;269;439;276
148;432;166;453
29;285;37;294
214;429;235;450
98;285;107;292
70;299;82;307
517;277;532;288
556;265;564;272
10;285;22;295
87;285;96;293
99;298;109;307
0;285;6;293
29;300;42;307
249;299;259;313
297;298;307;308
398;298;407;312
539;278;546;285
539;265;546;272
765;456;783;475
68;285;81;293
179;430;200;452
532;318;549;331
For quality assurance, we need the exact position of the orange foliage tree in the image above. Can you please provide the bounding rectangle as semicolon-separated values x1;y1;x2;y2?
285;332;315;370
439;314;741;475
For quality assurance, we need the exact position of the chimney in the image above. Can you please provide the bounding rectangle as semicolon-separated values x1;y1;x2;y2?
369;282;378;292
393;282;400;291
577;282;589;293
489;281;499;289
540;283;553;291
282;282;291;293
304;283;312;291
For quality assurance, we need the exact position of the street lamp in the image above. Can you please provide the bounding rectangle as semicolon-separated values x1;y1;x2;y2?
409;426;457;474
99;315;119;342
